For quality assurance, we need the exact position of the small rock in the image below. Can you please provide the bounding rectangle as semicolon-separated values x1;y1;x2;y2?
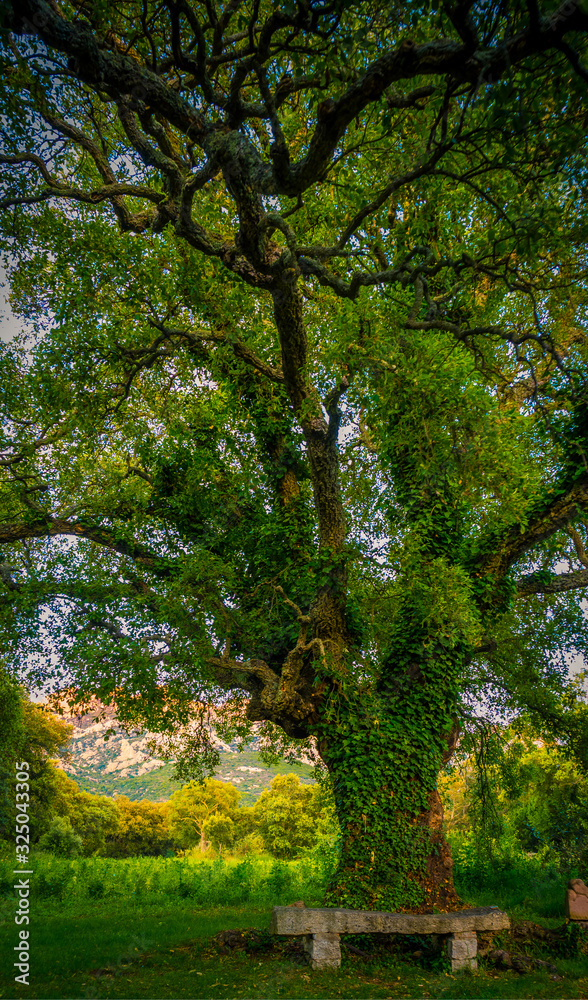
535;958;560;975
488;948;512;969
511;953;533;973
216;930;248;950
488;948;561;977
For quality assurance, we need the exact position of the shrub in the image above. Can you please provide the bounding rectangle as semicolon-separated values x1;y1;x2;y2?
38;817;82;858
87;878;105;899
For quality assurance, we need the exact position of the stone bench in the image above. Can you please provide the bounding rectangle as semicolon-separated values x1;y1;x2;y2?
270;905;510;971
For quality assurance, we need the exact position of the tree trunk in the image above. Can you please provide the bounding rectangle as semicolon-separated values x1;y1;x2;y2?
321;738;461;912
318;660;463;913
271;277;464;912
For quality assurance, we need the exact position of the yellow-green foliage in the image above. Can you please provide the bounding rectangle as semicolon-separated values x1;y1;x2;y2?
167;773;336;860
41;768;120;855
2;0;588;917
0;848;338;907
438;760;476;835
0;690;74;842
167;778;240;852
251;774;337;860
107;796;171;858
440;728;588;870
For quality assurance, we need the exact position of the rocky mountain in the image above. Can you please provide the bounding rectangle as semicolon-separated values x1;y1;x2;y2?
52;700;314;805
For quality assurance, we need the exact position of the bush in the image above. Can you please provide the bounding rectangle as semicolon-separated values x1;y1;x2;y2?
252;775;338;860
37;872;66;899
232;833;265;856
450;831;569;916
87;878;106;899
38;817;82;858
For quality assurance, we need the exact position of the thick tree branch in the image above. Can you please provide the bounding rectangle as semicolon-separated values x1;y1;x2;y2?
271;276;348;644
40;108;165;230
0;152;163;231
207;654;279;690
516;569;588;597
146;319;285;383
282;3;588;194
566;525;588;569
0;517;175;577
6;0;588;205
298;246;443;299
443;1;479;50
477;470;588;582
10;0;209;140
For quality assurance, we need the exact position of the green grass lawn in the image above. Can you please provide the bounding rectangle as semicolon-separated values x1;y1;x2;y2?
1;894;588;1000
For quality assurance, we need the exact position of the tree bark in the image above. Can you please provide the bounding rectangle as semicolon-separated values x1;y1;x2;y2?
271;275;348;646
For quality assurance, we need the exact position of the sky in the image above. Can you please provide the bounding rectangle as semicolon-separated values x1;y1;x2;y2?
0;267;19;344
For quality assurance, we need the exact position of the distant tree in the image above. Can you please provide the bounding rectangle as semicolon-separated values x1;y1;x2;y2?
2;0;588;910
438;761;473;837
0;666;22;763
38;815;83;857
0;666;24;832
253;774;324;859
21;701;73;774
231;830;266;857
167;778;239;851
106;795;171;857
439;720;588;873
72;795;120;855
498;737;588;870
43;767;120;853
202;811;235;857
231;802;264;855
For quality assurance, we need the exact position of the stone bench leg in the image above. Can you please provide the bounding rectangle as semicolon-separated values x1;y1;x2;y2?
446;930;477;971
303;932;341;970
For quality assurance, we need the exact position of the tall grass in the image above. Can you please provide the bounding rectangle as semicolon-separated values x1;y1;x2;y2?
0;843;337;908
1;838;574;920
451;836;574;919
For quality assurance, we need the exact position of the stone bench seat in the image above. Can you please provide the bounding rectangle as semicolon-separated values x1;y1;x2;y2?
270;905;510;971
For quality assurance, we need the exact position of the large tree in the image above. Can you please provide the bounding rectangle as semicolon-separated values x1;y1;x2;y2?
1;0;588;911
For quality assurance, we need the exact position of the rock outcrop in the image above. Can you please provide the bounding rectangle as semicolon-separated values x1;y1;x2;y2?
566;879;588;921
